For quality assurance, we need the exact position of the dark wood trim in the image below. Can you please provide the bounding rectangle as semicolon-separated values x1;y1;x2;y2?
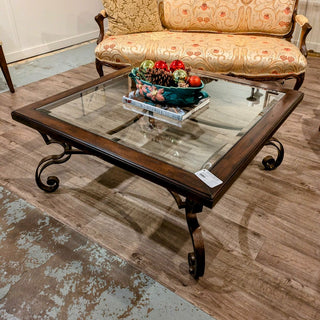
300;22;312;57
0;44;15;93
293;73;305;90
95;58;104;77
95;58;130;77
95;12;107;45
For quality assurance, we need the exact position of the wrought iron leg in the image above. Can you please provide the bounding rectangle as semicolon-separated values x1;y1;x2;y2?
262;137;284;171
36;133;86;192
168;191;205;278
185;198;205;279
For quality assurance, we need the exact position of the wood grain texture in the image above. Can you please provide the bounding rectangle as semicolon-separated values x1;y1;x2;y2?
1;58;320;320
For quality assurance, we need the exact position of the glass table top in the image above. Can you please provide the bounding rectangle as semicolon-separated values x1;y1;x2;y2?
38;73;285;173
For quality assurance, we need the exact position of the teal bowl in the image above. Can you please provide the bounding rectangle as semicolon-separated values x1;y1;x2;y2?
129;67;208;105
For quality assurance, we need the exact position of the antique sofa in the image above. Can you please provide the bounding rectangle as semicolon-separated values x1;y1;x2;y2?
94;0;312;90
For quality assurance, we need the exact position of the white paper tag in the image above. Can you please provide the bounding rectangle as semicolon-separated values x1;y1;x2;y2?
195;169;223;188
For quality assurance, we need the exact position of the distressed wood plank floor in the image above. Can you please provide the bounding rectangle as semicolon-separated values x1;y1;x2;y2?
0;58;319;320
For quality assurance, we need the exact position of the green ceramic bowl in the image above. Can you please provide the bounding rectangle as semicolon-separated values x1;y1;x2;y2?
129;67;208;105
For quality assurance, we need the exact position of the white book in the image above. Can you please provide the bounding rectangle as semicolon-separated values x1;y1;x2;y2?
122;91;210;122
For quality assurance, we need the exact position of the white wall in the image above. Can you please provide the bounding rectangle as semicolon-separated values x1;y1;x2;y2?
0;0;103;63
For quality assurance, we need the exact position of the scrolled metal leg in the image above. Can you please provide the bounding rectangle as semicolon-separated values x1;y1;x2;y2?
36;134;86;192
185;199;205;279
262;137;284;171
168;190;205;278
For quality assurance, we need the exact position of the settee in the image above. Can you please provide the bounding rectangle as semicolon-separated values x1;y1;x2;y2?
95;0;312;90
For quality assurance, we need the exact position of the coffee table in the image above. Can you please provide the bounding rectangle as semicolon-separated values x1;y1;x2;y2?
11;67;303;278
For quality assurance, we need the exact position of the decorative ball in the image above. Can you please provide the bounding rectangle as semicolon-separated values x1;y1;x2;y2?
154;60;169;71
169;60;185;72
173;69;188;83
140;60;155;73
188;75;202;87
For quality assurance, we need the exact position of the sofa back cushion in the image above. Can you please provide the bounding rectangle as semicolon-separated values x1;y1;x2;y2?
159;0;296;35
102;0;163;35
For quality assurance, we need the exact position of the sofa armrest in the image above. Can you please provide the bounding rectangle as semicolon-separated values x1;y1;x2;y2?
294;14;312;57
95;9;108;45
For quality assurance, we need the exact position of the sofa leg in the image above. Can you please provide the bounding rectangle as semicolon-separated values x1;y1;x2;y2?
293;73;305;90
96;58;104;77
0;44;15;93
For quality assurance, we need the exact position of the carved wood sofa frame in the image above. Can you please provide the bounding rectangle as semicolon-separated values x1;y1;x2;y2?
94;2;312;90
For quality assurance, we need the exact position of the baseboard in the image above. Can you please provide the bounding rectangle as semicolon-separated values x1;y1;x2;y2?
6;31;98;63
307;42;320;54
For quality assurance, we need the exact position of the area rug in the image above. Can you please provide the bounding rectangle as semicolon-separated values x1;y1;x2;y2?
0;185;213;319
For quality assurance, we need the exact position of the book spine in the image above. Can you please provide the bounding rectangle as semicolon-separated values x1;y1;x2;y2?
123;104;182;127
122;96;183;121
182;98;209;120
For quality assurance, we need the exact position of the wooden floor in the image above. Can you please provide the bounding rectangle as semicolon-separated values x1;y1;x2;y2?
0;58;319;320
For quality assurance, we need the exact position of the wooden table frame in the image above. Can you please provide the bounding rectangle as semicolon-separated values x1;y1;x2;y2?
11;67;303;278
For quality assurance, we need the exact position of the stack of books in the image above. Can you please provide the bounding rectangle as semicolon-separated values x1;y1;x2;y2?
123;91;210;127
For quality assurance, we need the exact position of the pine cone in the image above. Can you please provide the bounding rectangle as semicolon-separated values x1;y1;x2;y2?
145;68;176;87
144;66;191;87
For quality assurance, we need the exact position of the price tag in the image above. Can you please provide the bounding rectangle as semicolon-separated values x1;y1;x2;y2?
195;169;223;188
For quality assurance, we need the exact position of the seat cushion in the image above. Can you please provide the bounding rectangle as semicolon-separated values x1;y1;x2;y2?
95;31;307;77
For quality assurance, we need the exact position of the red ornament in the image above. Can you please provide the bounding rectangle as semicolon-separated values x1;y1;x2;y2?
169;60;185;72
188;75;202;87
154;60;168;71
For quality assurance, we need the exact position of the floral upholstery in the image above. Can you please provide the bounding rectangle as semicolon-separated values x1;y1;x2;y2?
158;0;296;35
95;31;306;76
101;0;163;35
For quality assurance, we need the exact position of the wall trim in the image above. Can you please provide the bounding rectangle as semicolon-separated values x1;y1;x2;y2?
7;31;98;63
